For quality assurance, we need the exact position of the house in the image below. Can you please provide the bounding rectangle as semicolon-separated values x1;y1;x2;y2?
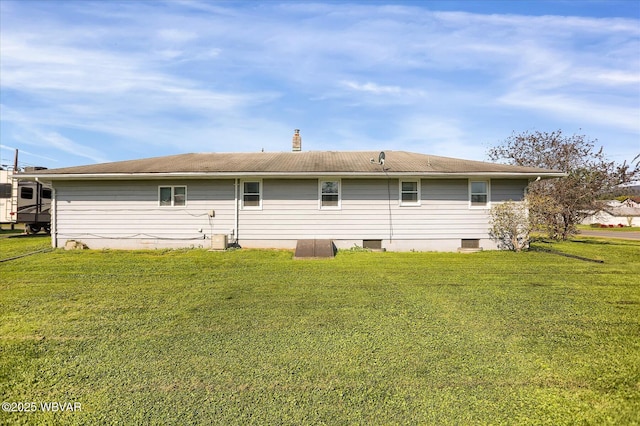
581;201;640;227
19;132;564;251
620;197;640;208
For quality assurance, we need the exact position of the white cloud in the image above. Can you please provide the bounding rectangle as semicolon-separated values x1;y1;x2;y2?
499;91;640;133
594;71;640;85
10;125;109;164
157;28;198;43
39;131;108;164
342;81;403;95
0;1;638;165
1;34;262;109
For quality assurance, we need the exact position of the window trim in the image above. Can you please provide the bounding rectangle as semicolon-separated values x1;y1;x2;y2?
319;178;341;210
241;179;262;210
20;186;34;200
0;183;12;199
399;179;421;206
158;185;187;207
469;179;490;209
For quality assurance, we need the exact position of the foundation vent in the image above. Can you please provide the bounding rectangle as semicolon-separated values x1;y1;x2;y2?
461;239;480;249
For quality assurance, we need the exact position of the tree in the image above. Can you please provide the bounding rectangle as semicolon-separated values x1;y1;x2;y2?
488;130;640;240
489;200;531;251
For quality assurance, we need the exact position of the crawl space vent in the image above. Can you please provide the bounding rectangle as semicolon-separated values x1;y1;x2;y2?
461;239;480;249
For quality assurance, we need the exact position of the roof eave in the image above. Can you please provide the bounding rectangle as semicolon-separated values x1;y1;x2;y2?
17;171;567;181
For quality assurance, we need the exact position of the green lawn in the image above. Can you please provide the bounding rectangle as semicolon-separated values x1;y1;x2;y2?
0;227;23;236
1;236;639;425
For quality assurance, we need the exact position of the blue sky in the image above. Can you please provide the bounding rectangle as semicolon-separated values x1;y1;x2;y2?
1;0;638;169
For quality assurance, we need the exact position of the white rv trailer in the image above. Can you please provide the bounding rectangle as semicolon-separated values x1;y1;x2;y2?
0;167;52;233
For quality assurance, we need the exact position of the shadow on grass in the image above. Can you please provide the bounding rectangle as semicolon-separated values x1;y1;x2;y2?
532;236;636;247
529;245;604;263
569;238;640;249
6;234;50;239
529;239;611;263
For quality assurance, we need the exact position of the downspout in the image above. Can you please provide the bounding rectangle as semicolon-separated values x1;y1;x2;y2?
35;179;42;226
234;178;239;245
51;187;57;248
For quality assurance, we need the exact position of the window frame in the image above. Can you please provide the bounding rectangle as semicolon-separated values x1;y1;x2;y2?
399;179;421;206
469;179;490;208
319;179;341;210
158;185;187;207
0;183;11;199
20;186;34;200
241;180;262;210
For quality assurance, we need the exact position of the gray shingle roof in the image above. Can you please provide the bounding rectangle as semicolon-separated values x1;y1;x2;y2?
20;151;564;178
603;207;640;217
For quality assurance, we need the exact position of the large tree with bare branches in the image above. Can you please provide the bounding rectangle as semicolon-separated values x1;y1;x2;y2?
488;130;640;239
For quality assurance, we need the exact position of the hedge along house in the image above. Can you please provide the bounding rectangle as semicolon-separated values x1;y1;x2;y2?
20;132;564;252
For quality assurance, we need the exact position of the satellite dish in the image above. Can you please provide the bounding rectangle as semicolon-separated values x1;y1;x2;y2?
378;151;385;165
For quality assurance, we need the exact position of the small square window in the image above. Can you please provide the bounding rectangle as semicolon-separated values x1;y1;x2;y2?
242;181;262;209
400;180;420;206
320;180;341;209
470;180;489;207
159;186;187;207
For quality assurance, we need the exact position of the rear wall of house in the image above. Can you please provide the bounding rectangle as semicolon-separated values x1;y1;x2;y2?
51;178;528;251
53;180;235;250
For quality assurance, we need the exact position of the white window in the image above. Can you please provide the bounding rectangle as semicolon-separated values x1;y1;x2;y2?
319;179;341;209
400;180;420;206
242;180;262;209
469;180;489;208
159;186;186;207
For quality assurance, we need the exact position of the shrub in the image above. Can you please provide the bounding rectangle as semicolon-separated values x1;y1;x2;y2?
489;200;531;252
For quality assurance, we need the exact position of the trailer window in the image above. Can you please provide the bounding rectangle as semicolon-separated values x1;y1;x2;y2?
21;187;34;199
42;188;52;199
0;184;11;198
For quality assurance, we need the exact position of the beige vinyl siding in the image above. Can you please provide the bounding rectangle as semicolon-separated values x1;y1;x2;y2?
54;180;235;248
491;179;528;202
237;178;494;241
52;177;530;250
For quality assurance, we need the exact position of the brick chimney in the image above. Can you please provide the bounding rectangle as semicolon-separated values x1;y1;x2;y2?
292;129;301;152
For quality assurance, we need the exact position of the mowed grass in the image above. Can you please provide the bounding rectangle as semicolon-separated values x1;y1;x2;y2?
1;236;639;425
